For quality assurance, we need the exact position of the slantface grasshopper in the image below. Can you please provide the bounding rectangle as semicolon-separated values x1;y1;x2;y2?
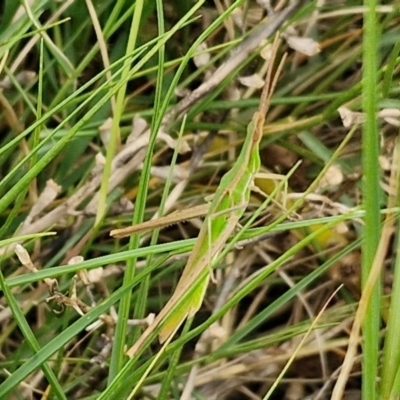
124;39;286;357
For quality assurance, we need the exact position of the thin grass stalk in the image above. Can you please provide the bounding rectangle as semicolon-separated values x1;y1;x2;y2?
361;1;381;399
107;0;146;379
380;140;400;396
129;0;167;344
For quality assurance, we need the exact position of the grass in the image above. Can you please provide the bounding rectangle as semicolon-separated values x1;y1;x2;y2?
0;0;399;399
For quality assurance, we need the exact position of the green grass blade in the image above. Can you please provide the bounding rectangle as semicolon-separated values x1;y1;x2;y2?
361;2;382;399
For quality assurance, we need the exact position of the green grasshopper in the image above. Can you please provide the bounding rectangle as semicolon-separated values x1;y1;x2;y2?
126;41;286;357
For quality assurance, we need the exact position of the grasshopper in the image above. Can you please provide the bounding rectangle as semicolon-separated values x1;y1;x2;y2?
126;40;285;357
